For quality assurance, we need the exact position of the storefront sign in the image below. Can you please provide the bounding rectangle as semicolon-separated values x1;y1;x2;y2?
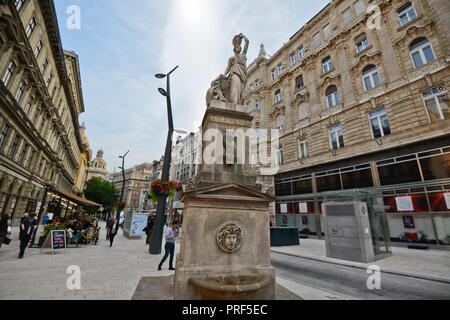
280;203;288;213
444;193;450;210
299;202;308;213
395;196;414;211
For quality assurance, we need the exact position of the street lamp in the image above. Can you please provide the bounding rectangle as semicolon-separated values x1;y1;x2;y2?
149;65;179;255
116;150;129;222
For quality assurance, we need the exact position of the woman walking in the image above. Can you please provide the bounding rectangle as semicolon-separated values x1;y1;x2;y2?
108;218;119;247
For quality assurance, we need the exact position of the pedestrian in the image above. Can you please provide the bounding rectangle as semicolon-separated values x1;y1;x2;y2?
108;218;119;247
106;214;113;240
144;215;155;245
0;214;11;248
18;213;37;259
158;221;178;271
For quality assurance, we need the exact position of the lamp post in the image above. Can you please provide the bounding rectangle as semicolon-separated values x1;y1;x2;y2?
116;150;129;222
29;184;50;248
149;65;178;255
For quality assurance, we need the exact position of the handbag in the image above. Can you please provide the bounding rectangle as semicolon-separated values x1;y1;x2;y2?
3;237;11;245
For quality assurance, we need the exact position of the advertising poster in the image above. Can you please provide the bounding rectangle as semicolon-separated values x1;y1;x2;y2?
130;213;148;237
280;203;288;213
395;196;414;212
402;215;415;229
445;193;450;210
299;202;308;213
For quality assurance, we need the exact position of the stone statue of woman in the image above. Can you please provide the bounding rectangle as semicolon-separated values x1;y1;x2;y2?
223;33;249;105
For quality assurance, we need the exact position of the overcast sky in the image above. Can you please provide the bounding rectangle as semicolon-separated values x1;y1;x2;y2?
54;0;329;172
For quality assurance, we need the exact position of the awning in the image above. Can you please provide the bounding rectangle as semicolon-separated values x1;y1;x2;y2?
49;186;101;208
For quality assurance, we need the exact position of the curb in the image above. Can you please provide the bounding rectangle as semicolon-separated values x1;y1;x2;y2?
271;249;450;284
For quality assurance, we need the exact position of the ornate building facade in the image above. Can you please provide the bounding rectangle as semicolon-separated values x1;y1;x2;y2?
243;0;450;246
73;122;92;195
0;0;86;225
85;148;107;182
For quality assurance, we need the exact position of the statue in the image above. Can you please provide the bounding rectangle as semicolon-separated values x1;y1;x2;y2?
206;33;249;108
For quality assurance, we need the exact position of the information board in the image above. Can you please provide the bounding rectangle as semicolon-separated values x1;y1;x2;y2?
51;230;66;250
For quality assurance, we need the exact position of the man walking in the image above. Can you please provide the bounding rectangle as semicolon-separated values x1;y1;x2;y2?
108;218;119;247
158;221;178;271
19;213;37;259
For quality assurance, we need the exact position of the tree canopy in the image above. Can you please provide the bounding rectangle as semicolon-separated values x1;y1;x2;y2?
84;177;119;211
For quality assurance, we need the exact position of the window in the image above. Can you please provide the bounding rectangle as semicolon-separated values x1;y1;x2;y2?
295;75;304;90
323;24;331;40
398;2;417;26
46;73;53;87
355;33;369;53
27;149;35;169
2;61;17;86
278;63;283;76
255;100;260;110
9;134;21;159
15;0;25;11
322;56;332;73
354;0;366;16
369;107;391;138
24;96;33;114
342;8;353;25
422;85;449;122
326;85;339;107
275;89;282;103
255;126;260;138
362;65;381;91
409;38;436;68
0;123;10;151
25;17;36;38
40;59;48;74
33;108;40;123
271;69;276;81
15;81;26;102
247;101;252;112
290;53;297;66
18;143;29;165
276;114;284;131
298;140;308;159
275;146;283;165
329;124;344;150
313;33;321;48
298;46;305;59
34;41;43;58
39;116;46;133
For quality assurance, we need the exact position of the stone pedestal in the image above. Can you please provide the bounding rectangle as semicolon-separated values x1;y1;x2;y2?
173;183;276;300
173;101;276;300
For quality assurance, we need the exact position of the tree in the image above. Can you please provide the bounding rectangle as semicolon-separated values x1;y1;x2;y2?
84;177;119;213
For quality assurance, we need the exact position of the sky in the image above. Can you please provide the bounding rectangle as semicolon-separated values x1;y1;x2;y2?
54;0;330;172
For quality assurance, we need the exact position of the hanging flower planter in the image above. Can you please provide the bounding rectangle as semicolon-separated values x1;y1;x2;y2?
150;180;182;203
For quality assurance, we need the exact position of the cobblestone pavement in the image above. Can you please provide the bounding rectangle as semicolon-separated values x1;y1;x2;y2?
0;221;178;300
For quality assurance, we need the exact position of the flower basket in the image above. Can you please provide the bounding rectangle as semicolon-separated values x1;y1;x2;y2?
43;222;68;237
150;180;182;203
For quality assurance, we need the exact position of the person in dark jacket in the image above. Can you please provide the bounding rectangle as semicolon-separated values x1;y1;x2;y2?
18;213;37;258
108;218;119;247
144;215;155;245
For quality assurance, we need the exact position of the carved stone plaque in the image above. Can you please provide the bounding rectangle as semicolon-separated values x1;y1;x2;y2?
216;223;243;253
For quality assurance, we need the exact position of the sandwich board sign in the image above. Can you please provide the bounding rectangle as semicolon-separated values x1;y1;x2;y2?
40;230;66;255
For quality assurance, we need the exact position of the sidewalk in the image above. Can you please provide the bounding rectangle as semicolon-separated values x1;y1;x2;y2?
271;239;450;283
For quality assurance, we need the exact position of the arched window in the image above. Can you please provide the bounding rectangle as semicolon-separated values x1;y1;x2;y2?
362;65;381;91
410;38;435;68
325;85;339;108
275;114;284;131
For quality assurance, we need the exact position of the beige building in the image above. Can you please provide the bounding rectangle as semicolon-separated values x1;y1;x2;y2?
85;148;108;182
73;122;92;195
0;0;86;224
243;0;450;246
